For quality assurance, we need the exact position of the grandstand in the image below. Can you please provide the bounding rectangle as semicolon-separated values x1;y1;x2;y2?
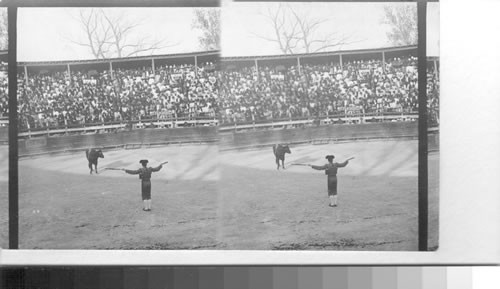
220;45;439;130
16;51;219;137
11;45;439;138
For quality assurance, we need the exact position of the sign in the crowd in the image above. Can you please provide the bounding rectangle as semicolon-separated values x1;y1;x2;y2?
271;74;285;80
171;73;183;80
345;105;363;114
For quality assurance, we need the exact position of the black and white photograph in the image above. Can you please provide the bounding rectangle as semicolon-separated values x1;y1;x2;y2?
3;0;500;271
217;1;439;250
3;0;442;252
16;6;221;249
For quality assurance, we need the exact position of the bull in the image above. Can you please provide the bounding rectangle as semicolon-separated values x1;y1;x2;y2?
86;148;104;174
273;144;291;170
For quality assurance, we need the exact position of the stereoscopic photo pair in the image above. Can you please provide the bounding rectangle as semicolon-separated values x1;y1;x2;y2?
0;0;440;251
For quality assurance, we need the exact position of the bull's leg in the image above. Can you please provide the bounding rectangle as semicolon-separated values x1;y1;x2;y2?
282;158;285;170
276;157;280;170
94;162;99;174
88;162;93;174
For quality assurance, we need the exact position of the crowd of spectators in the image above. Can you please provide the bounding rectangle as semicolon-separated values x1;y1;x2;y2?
17;63;219;130
427;66;440;126
220;56;440;126
14;53;440;131
0;62;7;118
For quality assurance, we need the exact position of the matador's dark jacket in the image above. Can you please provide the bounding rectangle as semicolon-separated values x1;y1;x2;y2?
311;161;348;196
125;165;163;200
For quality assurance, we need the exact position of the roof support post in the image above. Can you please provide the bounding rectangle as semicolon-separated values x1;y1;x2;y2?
67;64;71;83
297;57;301;75
109;61;113;78
255;59;259;77
24;65;28;87
194;55;198;76
434;59;438;80
382;51;386;72
152;58;155;74
339;54;343;70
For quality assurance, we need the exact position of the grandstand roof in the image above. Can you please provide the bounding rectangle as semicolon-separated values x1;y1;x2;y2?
11;46;438;67
221;45;418;62
17;50;219;67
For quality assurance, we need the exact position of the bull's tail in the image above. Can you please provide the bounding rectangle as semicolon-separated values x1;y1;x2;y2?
85;149;89;160
272;144;277;156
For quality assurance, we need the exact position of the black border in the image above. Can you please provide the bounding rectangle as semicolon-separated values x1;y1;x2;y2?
6;0;432;252
417;1;428;251
7;5;18;250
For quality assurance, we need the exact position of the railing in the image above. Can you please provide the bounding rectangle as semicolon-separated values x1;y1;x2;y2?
219;112;419;132
13;111;427;138
18;116;219;138
219;134;420;152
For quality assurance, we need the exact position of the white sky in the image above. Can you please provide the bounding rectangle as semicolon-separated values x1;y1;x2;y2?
428;2;440;57
221;1;439;57
17;7;213;62
16;3;439;61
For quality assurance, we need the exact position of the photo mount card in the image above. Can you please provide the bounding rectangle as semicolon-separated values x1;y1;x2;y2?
19;0;500;266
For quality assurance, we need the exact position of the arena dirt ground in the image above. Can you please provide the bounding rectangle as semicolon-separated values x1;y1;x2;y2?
217;139;439;251
18;144;220;249
13;139;438;250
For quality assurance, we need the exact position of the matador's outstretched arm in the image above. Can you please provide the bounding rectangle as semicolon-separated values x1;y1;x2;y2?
123;168;141;174
310;164;327;170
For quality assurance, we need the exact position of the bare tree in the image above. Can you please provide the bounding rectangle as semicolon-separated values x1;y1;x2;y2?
290;9;351;53
192;8;220;51
254;4;300;54
254;4;353;54
382;4;418;46
67;9;112;59
66;9;176;59
0;9;7;51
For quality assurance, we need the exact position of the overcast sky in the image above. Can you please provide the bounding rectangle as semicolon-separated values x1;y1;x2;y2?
17;7;212;62
16;3;439;61
221;1;439;57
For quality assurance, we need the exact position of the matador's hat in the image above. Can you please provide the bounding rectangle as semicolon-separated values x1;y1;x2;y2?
139;159;149;165
325;155;335;160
